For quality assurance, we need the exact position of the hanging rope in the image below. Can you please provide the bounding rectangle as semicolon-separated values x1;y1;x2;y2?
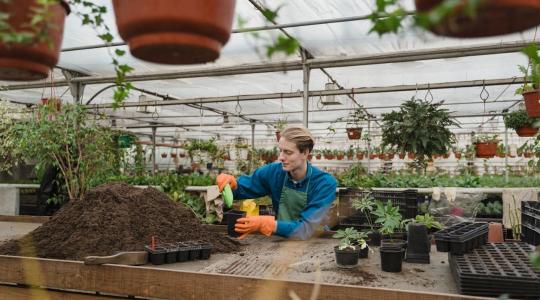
152;100;159;120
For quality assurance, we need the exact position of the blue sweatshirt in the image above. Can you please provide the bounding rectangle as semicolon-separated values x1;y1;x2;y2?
233;162;337;240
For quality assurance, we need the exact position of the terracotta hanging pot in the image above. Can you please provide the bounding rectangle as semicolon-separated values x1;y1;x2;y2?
415;0;540;38
516;125;539;137
475;142;497;158
346;127;362;140
356;153;364;160
112;0;236;64
0;0;70;80
523;89;540;117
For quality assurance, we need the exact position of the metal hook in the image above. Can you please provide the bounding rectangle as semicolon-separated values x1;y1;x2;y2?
235;98;242;115
414;83;419;99
152;102;159;120
424;83;433;102
480;80;489;102
317;94;324;110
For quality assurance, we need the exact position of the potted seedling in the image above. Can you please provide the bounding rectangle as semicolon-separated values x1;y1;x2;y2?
516;44;540;118
473;134;499;158
351;193;381;246
332;227;362;268
452;146;462;159
274;119;288;142
402;213;442;264
345;107;367;140
335;150;345;160
373;200;405;272
323;149;335;160
161;152;168;158
496;144;506;158
504;109;539;137
356;147;365;160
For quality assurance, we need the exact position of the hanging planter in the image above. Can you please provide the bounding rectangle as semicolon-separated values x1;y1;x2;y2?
0;0;70;80
475;143;497;158
522;89;540;118
170;152;177;158
346;127;362;140
161;153;168;158
415;0;540;38
112;0;236;65
516;126;539;137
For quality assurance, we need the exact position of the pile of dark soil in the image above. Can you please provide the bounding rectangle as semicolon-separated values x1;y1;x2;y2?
0;183;238;260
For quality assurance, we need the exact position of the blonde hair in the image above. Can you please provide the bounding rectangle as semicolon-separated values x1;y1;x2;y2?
281;125;314;153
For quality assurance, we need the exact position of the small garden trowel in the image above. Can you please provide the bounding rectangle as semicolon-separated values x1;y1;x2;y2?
84;251;148;266
222;184;234;208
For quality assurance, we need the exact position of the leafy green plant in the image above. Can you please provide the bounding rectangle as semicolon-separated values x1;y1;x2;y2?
332;227;367;250
274;118;288;132
237;4;299;58
373;200;403;238
504;109;535;130
351;193;376;231
508;196;521;240
368;0;482;36
516;43;540;94
473;134;498;144
381;97;459;172
404;213;443;230
0;103;118;201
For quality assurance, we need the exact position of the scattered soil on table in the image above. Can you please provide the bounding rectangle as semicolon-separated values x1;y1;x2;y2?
0;183;238;260
337;268;378;284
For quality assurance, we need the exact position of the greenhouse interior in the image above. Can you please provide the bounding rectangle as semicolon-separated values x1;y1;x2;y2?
0;0;540;299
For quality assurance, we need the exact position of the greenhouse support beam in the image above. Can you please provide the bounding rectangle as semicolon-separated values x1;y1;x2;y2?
504;127;509;183
251;121;256;149
61;69;86;104
302;50;310;128
152;126;157;174
89;77;525;109
2;41;535;91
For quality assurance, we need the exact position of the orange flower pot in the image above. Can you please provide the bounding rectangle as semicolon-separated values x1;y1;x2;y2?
516;125;539;137
112;0;236;64
523;89;540;118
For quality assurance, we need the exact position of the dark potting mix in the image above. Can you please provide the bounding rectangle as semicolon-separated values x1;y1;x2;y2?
0;183;238;260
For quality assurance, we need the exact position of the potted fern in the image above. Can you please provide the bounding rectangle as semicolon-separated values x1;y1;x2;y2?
351;193;381;246
504;109;538;137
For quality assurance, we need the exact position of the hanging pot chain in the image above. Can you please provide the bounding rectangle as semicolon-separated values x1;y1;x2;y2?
424;83;433;102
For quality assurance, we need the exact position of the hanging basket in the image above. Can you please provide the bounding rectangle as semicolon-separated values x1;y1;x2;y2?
0;0;70;80
516;125;539;137
415;0;540;38
112;0;236;64
475;142;497;158
523;89;540;118
346;127;362;140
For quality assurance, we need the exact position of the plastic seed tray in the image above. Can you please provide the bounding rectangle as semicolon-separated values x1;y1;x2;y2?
145;240;213;265
434;222;488;255
449;243;540;299
521;201;540;246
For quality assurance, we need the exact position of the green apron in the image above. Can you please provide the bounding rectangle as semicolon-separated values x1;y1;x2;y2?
277;167;311;221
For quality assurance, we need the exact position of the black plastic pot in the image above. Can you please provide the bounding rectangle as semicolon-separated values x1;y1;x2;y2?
359;246;369;259
434;222;488;254
367;231;382;246
334;245;360;268
200;243;213;260
177;243;190;262
224;210;246;237
381;239;407;259
165;243;178;264
206;162;213;170
145;246;166;265
380;248;404;272
406;223;430;264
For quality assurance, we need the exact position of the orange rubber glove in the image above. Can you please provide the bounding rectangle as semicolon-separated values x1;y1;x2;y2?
234;216;277;240
216;173;237;192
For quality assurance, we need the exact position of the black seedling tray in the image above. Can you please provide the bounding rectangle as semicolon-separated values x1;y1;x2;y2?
145;241;213;265
449;243;540;299
434;222;488;254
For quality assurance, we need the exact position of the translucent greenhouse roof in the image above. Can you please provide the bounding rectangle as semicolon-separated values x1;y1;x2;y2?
0;0;538;145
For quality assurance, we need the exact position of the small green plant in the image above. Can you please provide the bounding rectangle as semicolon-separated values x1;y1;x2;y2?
274;118;288;132
531;248;540;269
504;109;535;130
473;134;499;144
351;193;376;231
332;227;367;250
404;213;443;230
516;43;540;94
373;200;403;239
508;196;521;240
